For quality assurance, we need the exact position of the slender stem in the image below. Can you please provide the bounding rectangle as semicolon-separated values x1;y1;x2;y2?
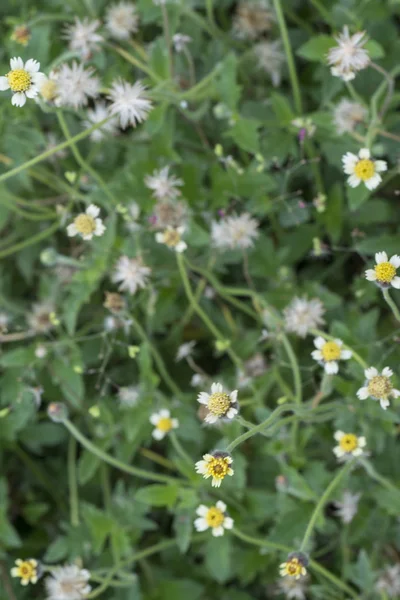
377;129;400;143
280;334;302;404
108;43;163;83
128;39;148;62
300;460;355;552
0;220;60;259
231;528;359;599
360;458;400;499
272;0;302;114
0;118;111;185
160;3;174;80
382;288;400;323
63;418;183;485
100;465;120;567
310;328;367;369
169;432;193;466
68;436;80;526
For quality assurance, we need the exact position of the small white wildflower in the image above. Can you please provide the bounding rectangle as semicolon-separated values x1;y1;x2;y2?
149;409;179;440
357;366;400;410
284;297;325;338
211;213;259;251
197;382;238;424
64;17;103;61
195;451;234;487
83;102;119;142
172;33;192;53
105;2;139;40
67;205;106;241
334;490;361;524
118;386;140;408
0;57;45;107
155;226;187;252
176;341;196;362
311;336;352;374
327;26;370;81
112;256;151;295
333;99;367;134
365;252;400;289
0;312;10;332
45;564;91;600
279;554;308;580
191;373;207;388
233;0;275;40
277;576;308;600
108;79;152;129
254;40;285;86
342;148;387;190
55;62;100;109
27;302;55;333
35;345;48;359
194;501;234;537
145;167;183;201
11;559;39;586
333;431;366;461
376;565;400;598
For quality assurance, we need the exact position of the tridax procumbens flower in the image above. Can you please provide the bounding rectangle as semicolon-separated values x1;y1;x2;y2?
155;226;187;252
194;501;233;537
333;431;366;461
327;26;370;81
357;366;400;410
284;296;325;338
197;382;238;424
342;148;387;190
11;558;39;585
195;451;234;487
67;204;106;240
311;336;352;374
149;409;179;440
45;564;91;600
280;552;308;580
0;57;45;106
365;252;400;289
112;255;151;295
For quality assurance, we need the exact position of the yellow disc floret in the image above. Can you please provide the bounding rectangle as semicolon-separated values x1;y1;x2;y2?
163;229;181;248
354;159;375;181
207;392;231;416
280;558;306;579
374;262;396;284
11;559;38;585
40;79;58;102
321;341;341;362
156;417;173;432
74;214;96;236
339;433;358;453
205;506;225;528
205;456;231;482
368;375;392;399
7;69;31;92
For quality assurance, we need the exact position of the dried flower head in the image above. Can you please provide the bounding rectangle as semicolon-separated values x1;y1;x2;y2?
172;33;192;53
327;26;370;81
63;17;103;61
27;301;56;333
83;102;119;142
112;256;151;295
277;575;308;600
108;79;152;129
11;25;31;46
175;341;196;362
55;62;100;109
334;490;361;524
45;564;91;600
284;297;325;338
254;40;285;86
211;213;259;251
118;386;140;408
194;501;234;536
145;167;183;201
106;2;139;40
333;99;367;134
104;292;126;313
195;451;234;487
357;366;400;410
376;565;400;598
233;0;275;40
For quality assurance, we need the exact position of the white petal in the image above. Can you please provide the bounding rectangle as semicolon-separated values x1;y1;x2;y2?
382;367;393;377
67;223;78;237
194;517;208;531
334;338;343;347
172;419;179;428
375;160;387;173
333;446;344;457
347;174;361;188
149;414;160;425
0;76;10;90
11;92;26;107
212;478;221;487
340;349;352;360
196;505;209;517
325;361;339;374
391;388;400;398
365;174;381;190
358;437;367;447
375;252;388;264
25;87;38;99
211;382;223;394
152;428;165;440
86;204;100;217
175;241;187;253
334;430;344;441
159;409;170;418
357;387;369;399
24;58;40;72
311;350;323;361
82;233;94;241
10;57;24;70
391;277;400;289
380;398;390;410
230;390;238;403
359;148;370;159
155;232;164;243
365;366;378;379
197;392;209;405
314;336;326;349
195;461;207;474
216;500;227;512
365;269;377;281
10;568;19;577
223;517;234;529
204;413;219;424
389;255;400;268
352;448;363;456
212;526;224;537
226;407;238;419
342;152;358;171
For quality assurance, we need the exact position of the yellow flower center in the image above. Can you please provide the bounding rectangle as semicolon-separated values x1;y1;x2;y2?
339;433;358;453
206;456;231;481
205;506;225;528
368;375;392;399
7;68;31;92
321;341;341;362
374;262;396;283
17;562;35;581
74;214;96;236
207;392;231;416
284;559;304;578
40;79;58;101
156;417;173;432
354;159;375;181
163;229;181;247
11;26;31;46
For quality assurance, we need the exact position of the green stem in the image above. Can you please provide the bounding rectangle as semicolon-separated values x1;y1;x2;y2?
280;334;302;404
63;418;183;485
310;328;367;369
382;288;400;323
231;528;359;599
360;458;400;499
0;118;111;185
0;220;60;259
272;0;302;114
300;460;355;552
108;44;163;83
67;436;80;527
160;3;174;80
169;432;193;466
100;465;120;567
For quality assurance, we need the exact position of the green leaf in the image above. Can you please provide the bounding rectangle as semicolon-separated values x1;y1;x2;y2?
324;183;343;242
226;118;260;154
0;346;35;367
78;450;101;485
215;53;242;110
365;40;385;59
296;35;335;62
270;92;295;124
347;184;371;211
173;509;192;553
51;357;84;409
43;536;69;562
135;484;179;507
82;504;115;554
279;199;310;228
205;535;232;583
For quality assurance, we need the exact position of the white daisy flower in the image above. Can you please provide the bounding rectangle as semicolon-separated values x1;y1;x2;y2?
112;255;151;295
284;297;325;338
0;57;45;107
175;341;196;362
254;40;285;87
342;148;387;190
105;2;139;40
365;252;400;289
172;34;192;53
108;79;152;129
149;409;179;440
333;430;366;461
118;386;140;408
327;26;370;81
11;558;39;586
197;382;238;424
357;366;400;410
195;451;234;487
211;213;259;251
55;62;100;109
311;336;352;374
155;226;187;252
194;501;234;537
63;17;103;61
82;102;119;142
67;204;106;241
145;166;183;201
334;490;361;524
45;564;91;600
280;553;308;580
333;99;367;135
233;0;275;40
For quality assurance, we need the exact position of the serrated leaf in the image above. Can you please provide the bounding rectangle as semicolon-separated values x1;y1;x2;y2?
226;118;260;153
